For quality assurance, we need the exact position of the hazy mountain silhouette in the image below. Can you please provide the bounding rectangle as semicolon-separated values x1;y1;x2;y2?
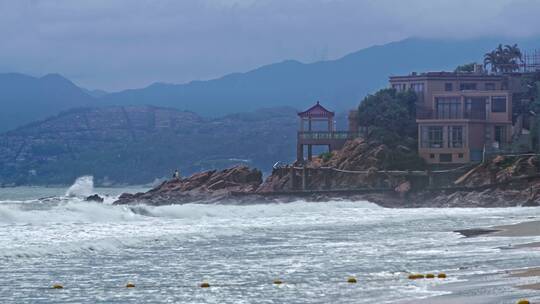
99;37;540;115
82;88;108;98
0;106;298;185
2;37;540;133
0;73;95;131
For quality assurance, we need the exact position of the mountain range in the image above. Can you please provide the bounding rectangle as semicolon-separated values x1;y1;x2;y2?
3;36;540;133
0;106;298;185
3;36;540;185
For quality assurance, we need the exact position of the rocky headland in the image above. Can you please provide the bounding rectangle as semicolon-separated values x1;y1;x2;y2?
114;138;540;208
114;166;265;205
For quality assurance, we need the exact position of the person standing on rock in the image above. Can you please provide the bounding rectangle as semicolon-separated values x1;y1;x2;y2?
173;169;180;180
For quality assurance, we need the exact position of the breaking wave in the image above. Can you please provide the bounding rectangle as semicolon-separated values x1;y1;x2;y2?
65;175;95;197
0;196;379;225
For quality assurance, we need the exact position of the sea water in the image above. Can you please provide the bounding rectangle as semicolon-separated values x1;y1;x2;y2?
1;177;540;303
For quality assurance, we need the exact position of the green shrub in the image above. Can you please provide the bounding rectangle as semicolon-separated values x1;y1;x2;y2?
319;152;333;162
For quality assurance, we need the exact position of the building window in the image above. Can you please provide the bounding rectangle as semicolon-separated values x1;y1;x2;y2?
410;83;424;92
485;83;496;90
435;97;462;119
430;154;435;159
445;83;453;91
491;96;507;113
494;126;507;144
458;153;464;158
439;154;453;162
460;83;477;91
464;97;487;120
428;126;443;148
448;126;464;148
420;126;444;148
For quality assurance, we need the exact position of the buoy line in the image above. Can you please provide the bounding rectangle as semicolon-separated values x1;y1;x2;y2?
1;273;455;291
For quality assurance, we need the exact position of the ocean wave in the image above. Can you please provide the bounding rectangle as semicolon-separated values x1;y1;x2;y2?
65;175;95;197
0;197;381;225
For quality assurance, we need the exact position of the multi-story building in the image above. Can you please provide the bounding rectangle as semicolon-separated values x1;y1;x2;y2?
389;68;519;164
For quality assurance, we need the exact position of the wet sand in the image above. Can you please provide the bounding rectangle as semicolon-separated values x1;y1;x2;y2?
448;220;540;300
399;295;500;304
511;268;540;291
491;220;540;237
455;220;540;238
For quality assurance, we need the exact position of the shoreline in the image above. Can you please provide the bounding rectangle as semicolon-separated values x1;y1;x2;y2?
456;220;540;238
436;219;540;302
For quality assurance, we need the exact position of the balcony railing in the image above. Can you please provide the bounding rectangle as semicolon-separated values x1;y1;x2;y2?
298;131;360;140
416;107;486;120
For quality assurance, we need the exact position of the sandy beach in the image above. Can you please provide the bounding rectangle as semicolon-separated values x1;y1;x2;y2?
430;219;540;303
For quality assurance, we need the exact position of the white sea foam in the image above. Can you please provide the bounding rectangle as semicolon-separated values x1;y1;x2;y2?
2;189;540;302
0;200;140;225
65;175;95;197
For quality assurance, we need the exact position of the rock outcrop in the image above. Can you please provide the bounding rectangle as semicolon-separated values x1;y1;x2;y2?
114;166;263;205
114;140;540;208
85;194;104;203
257;139;424;193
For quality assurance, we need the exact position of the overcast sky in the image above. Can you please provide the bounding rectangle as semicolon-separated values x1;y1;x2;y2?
1;0;540;91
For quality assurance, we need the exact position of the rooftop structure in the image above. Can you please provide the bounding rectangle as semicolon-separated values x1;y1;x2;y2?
296;102;359;162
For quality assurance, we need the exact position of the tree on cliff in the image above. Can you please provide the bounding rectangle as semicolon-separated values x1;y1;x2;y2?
357;88;417;147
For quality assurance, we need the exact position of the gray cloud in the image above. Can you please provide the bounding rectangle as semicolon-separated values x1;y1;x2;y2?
1;0;539;91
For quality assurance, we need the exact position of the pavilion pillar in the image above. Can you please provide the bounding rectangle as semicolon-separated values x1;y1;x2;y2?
307;145;313;161
302;167;308;190
290;167;297;190
297;143;304;161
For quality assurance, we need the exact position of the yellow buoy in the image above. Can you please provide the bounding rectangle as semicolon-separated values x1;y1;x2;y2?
437;273;447;279
126;282;135;288
426;273;435;279
200;282;210;288
408;274;424;280
347;276;357;283
52;284;63;289
517;300;530;304
273;279;283;285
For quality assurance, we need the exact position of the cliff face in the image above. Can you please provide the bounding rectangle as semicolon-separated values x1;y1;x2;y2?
258;139;424;193
0;106;297;186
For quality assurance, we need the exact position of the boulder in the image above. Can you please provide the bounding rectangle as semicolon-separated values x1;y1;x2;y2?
85;194;104;203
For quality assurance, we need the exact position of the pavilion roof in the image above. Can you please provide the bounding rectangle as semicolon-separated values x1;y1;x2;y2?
298;101;335;118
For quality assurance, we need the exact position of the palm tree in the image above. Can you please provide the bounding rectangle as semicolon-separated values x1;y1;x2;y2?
505;44;523;62
504;44;523;72
484;44;523;73
484;50;499;72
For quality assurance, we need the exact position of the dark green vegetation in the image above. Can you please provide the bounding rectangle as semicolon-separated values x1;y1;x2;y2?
525;72;540;151
0;106;297;186
454;63;476;73
356;88;425;170
319;151;334;162
357;88;417;144
3;37;540;132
